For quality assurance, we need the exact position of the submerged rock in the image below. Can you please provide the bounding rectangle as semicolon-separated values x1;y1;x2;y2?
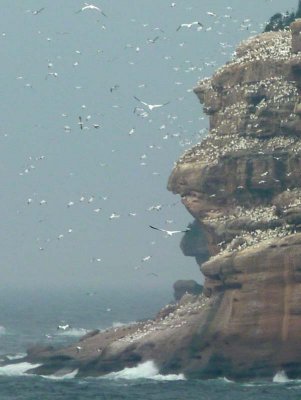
24;20;301;380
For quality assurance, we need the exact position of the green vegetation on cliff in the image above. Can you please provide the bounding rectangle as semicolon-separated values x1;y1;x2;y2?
264;0;301;31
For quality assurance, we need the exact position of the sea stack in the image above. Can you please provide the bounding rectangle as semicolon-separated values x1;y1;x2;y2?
24;20;301;380
168;20;301;378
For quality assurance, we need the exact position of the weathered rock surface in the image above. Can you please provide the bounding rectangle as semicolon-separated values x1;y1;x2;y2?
167;22;301;378
173;280;203;301
15;21;301;380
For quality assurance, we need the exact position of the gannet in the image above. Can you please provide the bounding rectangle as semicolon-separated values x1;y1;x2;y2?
176;21;203;31
57;324;71;331
77;3;106;16
149;225;190;236
78;116;83;130
32;8;45;15
133;96;170;111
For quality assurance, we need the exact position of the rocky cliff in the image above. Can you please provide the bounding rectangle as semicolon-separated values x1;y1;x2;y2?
16;21;301;380
167;19;301;378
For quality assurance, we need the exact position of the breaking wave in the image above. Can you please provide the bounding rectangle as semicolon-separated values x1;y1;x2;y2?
219;376;235;383
0;326;6;335
0;362;41;376
41;369;78;380
5;353;27;361
104;360;186;381
273;370;290;383
57;328;89;337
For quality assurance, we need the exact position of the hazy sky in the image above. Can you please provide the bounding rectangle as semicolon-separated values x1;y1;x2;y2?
0;0;297;292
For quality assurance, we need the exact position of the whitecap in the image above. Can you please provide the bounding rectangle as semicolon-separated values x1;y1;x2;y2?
0;326;6;335
0;362;41;376
273;369;290;383
104;360;186;381
57;328;89;337
41;369;78;380
220;376;235;383
6;353;27;361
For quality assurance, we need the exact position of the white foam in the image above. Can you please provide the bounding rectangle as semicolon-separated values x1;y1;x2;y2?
0;326;6;335
112;321;137;329
41;369;78;380
6;353;26;361
0;362;41;376
273;369;290;383
221;376;235;383
57;328;89;337
105;360;186;381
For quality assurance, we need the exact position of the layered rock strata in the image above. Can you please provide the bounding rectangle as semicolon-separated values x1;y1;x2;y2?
168;21;301;378
173;280;203;301
17;21;301;380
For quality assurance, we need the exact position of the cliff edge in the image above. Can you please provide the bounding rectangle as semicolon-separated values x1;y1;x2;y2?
168;20;301;378
17;20;301;380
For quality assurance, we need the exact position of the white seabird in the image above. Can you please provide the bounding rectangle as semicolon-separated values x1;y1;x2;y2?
77;3;106;16
133;96;170;111
109;213;120;219
57;324;71;331
176;21;203;31
207;11;217;17
32;8;45;15
149;225;190;236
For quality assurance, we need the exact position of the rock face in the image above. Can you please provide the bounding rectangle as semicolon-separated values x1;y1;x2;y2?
173;280;203;301
167;22;301;378
19;22;301;380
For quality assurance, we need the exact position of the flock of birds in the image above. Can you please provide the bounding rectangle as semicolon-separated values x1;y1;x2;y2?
16;1;231;279
177;26;301;258
118;293;210;345
4;0;298;305
179;32;300;166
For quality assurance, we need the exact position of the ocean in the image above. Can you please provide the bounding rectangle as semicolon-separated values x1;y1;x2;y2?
1;287;301;400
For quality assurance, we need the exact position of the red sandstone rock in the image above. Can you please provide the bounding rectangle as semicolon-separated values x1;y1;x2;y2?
19;20;301;381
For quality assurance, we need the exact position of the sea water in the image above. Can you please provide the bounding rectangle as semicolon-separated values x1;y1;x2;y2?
1;287;301;400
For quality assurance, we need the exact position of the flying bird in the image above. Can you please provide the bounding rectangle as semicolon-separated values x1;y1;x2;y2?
32;8;45;15
133;96;170;111
110;84;120;93
147;36;160;44
77;3;107;16
176;21;203;31
109;213;120;219
149;225;190;236
57;324;71;331
78;116;83;130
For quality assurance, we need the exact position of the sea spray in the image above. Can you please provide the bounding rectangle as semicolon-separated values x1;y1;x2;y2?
41;369;79;380
104;360;186;381
6;353;27;361
273;370;290;383
56;327;89;337
0;362;41;377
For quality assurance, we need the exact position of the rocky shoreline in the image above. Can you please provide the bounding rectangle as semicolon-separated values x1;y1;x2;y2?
12;20;301;380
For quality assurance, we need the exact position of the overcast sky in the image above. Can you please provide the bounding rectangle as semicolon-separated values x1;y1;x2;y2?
0;0;297;292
